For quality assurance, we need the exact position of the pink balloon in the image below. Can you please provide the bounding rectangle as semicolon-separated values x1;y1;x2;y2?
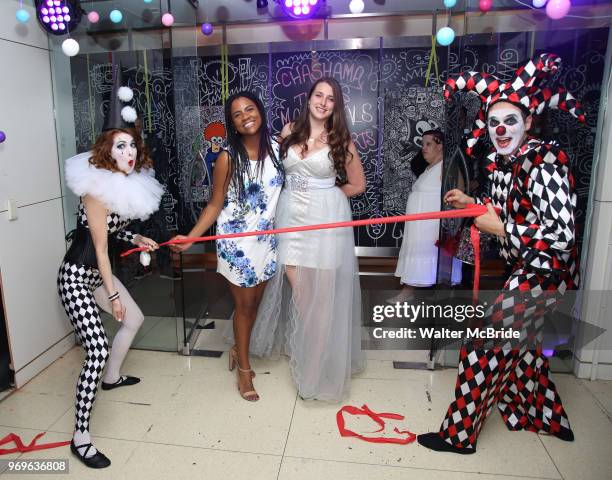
87;11;100;23
161;13;174;27
546;0;571;20
479;0;493;12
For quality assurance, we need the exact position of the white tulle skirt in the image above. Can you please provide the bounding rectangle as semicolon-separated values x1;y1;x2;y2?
226;185;366;401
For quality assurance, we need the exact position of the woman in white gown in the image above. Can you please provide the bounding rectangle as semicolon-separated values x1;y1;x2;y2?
250;77;366;401
390;130;461;303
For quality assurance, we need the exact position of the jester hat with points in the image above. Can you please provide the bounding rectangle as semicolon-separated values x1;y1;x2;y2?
443;53;586;156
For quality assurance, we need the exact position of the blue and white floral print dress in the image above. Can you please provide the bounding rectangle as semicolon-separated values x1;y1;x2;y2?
216;144;284;287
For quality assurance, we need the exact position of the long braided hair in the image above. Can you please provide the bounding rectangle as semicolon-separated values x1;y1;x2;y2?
223;91;283;201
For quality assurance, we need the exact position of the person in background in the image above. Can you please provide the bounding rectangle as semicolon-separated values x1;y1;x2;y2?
389;129;461;304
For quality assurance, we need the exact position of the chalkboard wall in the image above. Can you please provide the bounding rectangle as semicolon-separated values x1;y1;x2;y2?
69;28;608;254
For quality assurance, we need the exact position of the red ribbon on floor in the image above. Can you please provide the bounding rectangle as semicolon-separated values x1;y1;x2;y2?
0;433;70;455
336;404;416;445
121;203;493;300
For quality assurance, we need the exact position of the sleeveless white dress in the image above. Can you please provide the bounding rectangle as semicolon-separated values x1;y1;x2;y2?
247;145;366;401
216;148;284;287
395;161;462;286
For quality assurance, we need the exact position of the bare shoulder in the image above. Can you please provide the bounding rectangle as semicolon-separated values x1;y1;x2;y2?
82;193;106;213
215;150;231;166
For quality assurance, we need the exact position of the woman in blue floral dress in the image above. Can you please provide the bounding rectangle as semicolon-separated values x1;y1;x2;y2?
171;91;284;401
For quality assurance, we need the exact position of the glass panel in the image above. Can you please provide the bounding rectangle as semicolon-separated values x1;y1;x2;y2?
52;1;179;352
49;4;609;370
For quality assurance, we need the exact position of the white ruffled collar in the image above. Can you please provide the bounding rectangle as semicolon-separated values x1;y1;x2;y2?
64;151;164;220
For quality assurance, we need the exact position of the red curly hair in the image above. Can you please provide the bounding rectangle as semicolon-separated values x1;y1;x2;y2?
89;128;152;173
203;122;226;141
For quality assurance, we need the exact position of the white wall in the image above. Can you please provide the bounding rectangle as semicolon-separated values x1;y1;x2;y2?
574;27;612;380
0;0;74;388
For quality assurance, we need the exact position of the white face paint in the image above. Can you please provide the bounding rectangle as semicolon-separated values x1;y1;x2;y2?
486;103;529;156
111;132;137;174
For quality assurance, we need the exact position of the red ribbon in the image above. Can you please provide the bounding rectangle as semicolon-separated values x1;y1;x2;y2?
336;404;416;445
0;433;70;455
121;203;493;299
471;223;481;303
121;203;489;256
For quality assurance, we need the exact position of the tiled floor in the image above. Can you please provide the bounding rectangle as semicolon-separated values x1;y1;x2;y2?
1;347;611;480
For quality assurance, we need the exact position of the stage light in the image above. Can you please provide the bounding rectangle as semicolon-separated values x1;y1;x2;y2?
278;0;324;19
35;0;82;35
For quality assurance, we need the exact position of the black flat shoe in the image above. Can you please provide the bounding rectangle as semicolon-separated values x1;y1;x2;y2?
101;375;140;391
417;432;476;455
70;440;111;469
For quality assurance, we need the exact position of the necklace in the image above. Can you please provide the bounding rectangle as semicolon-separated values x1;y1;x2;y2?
308;131;326;143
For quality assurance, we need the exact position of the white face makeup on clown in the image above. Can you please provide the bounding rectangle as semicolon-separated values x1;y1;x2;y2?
111;132;137;174
486;102;532;156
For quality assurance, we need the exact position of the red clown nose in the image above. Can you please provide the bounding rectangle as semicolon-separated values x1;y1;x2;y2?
496;125;506;136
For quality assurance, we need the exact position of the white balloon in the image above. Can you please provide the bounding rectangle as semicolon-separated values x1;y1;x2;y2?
349;0;365;14
139;251;151;267
532;0;547;7
61;38;80;57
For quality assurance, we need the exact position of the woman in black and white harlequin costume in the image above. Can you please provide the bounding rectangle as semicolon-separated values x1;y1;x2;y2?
57;78;163;469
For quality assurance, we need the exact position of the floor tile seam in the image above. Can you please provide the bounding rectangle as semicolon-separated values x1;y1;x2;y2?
279;454;562;479
0;425;48;433
277;392;299;480
577;379;612;424
0;405;73;435
1;390;73;400
39;430;285;458
537;434;565;480
134;439;285;458
352;375;436;382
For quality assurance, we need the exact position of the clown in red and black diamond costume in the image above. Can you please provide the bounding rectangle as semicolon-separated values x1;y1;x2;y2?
418;53;584;454
481;138;579;288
